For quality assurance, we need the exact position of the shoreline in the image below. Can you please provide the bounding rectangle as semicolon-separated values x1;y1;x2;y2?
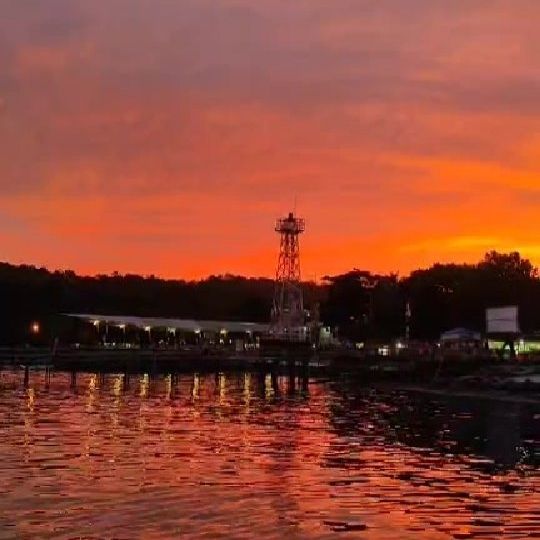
399;383;540;405
1;346;539;403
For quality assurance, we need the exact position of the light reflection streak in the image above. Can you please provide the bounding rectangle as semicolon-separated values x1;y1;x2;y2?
140;373;149;398
23;387;35;464
27;387;35;412
86;374;97;414
219;373;226;403
111;375;122;435
243;372;251;410
265;374;274;400
192;373;200;399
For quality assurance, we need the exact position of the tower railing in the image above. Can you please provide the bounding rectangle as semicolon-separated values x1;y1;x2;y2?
275;216;305;234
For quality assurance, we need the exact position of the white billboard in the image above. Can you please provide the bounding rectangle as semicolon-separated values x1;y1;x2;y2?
486;306;520;334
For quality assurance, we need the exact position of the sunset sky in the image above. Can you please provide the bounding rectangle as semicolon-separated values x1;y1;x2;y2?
2;1;540;279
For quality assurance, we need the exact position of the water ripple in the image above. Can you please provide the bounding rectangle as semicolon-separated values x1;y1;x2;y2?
0;370;538;539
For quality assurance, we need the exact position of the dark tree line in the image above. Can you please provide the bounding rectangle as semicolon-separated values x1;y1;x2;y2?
1;251;540;345
0;263;322;345
322;251;540;342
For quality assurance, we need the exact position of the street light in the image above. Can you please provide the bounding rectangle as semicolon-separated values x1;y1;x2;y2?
30;321;40;334
119;324;126;344
144;326;151;346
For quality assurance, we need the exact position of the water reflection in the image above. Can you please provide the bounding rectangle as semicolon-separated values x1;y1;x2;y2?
329;383;539;471
0;369;537;539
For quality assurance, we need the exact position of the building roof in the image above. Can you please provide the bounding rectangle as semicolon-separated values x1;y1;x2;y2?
64;313;268;333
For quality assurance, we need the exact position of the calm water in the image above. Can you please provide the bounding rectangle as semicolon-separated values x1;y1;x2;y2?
0;370;538;539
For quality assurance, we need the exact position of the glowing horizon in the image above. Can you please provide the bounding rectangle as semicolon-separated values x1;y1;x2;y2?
2;2;540;280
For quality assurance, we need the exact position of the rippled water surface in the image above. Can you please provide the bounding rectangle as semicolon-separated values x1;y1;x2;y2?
0;369;539;539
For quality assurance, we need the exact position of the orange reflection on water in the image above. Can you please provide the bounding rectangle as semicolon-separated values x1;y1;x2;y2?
0;370;538;539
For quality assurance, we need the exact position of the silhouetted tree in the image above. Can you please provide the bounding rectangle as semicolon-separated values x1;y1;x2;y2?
0;263;324;345
2;251;540;345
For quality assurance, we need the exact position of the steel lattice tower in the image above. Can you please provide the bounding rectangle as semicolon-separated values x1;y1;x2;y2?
271;212;306;338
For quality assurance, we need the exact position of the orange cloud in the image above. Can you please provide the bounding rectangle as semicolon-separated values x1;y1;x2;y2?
1;1;540;278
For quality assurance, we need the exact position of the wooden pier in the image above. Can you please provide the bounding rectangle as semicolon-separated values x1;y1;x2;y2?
0;346;318;375
1;347;539;394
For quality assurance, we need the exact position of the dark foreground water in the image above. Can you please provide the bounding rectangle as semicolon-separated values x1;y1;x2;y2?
0;370;538;539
